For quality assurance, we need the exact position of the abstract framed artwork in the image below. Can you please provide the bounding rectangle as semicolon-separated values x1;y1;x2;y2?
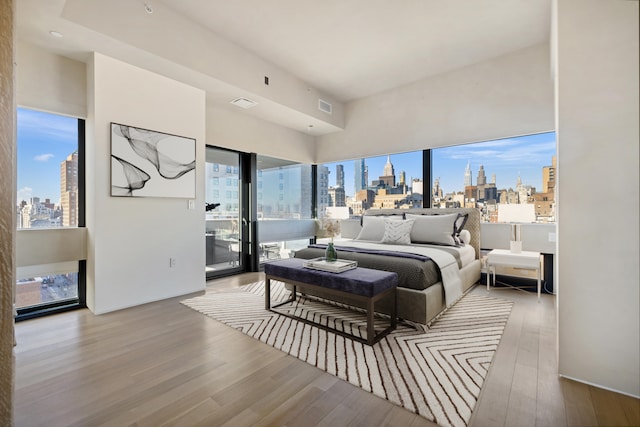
110;123;196;198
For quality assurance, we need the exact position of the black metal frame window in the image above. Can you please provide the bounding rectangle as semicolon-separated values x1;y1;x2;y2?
16;116;87;321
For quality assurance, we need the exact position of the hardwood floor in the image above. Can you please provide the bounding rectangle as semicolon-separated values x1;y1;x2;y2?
14;273;639;427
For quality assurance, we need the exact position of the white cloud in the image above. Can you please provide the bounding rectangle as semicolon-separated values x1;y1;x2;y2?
34;153;55;162
17;187;33;204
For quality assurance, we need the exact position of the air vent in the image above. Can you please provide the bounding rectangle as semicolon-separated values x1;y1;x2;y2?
230;97;258;109
318;99;332;114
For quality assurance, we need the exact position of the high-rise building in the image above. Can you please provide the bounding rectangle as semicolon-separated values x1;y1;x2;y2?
464;161;472;187
354;159;366;193
534;156;557;222
432;177;443;198
317;165;330;215
476;165;487;200
476;165;487;186
335;164;344;189
374;155;396;188
328;186;346;207
542;156;556;193
60;151;79;227
412;179;423;195
383;155;395;178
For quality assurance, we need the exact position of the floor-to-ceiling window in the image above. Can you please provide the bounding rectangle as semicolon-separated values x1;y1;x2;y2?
431;132;556;223
318;151;424;223
256;155;315;263
15;108;85;319
316;133;555;225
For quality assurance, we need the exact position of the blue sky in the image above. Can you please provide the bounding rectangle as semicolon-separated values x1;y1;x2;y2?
16;107;555;204
17;108;78;204
322;132;556;197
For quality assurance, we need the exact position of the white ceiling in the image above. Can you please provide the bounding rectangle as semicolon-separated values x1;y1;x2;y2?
160;0;551;102
15;0;551;132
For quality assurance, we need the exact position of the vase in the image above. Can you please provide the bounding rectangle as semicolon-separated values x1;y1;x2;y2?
325;242;337;262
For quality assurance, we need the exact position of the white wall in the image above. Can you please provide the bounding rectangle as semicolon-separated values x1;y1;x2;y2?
206;103;316;163
86;53;206;314
16;41;87;118
315;43;554;161
62;0;344;132
556;0;639;397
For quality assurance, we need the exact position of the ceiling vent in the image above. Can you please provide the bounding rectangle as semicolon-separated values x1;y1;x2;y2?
318;99;332;114
230;97;258;109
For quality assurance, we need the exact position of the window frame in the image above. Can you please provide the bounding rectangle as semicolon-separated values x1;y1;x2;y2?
15;116;86;321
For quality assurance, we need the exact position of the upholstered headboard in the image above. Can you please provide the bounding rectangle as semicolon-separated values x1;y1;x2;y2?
363;208;481;259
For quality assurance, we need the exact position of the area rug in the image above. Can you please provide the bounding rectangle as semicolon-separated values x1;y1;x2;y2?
181;281;512;427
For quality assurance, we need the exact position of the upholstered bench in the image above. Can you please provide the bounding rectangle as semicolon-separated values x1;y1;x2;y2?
264;258;398;345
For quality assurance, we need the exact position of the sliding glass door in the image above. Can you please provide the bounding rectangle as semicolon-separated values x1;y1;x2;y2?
205;147;248;278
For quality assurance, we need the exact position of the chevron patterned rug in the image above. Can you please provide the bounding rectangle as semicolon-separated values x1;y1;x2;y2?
181;281;512;427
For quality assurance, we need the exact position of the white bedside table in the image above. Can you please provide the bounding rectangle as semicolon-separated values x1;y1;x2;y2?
486;249;542;301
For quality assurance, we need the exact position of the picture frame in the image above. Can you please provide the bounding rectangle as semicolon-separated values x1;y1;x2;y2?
110;123;196;198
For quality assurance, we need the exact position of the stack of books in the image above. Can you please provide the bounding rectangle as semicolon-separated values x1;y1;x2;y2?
302;257;357;273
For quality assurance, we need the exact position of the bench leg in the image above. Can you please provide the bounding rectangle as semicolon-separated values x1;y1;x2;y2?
367;298;375;346
391;288;397;329
265;277;271;310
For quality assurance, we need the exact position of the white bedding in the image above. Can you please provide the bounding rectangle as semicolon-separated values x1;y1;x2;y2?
333;240;466;307
457;244;476;267
348;239;477;268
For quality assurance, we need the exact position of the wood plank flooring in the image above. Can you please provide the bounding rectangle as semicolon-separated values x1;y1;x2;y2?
14;273;639;426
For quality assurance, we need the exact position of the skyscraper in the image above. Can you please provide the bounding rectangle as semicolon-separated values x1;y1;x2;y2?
542;156;556;193
464;161;472;186
383;155;395;178
354;159;366;193
376;155;396;188
317;165;330;214
476;165;487;186
335;164;344;188
60;151;78;227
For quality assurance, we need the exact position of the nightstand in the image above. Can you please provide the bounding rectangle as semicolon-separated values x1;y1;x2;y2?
486;249;542;301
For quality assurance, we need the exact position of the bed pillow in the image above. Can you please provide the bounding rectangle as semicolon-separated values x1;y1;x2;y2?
453;213;469;244
406;213;458;246
459;229;471;245
454;213;468;234
381;218;415;245
359;212;404;226
355;215;402;242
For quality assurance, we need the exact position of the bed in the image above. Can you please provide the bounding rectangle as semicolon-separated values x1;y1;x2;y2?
292;208;482;327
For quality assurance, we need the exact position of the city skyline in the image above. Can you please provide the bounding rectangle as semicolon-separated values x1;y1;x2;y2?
17;108;78;205
17;106;556;206
322;132;556;197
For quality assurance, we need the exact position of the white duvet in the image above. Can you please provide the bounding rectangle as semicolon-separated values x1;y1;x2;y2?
332;240;465;307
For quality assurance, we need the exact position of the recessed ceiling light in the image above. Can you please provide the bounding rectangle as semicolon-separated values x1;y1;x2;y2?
230;97;258;109
144;3;154;14
49;30;63;38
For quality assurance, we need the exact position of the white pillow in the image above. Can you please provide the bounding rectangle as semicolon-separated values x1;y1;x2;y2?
459;229;471;245
381;218;414;245
355;215;402;242
406;213;458;246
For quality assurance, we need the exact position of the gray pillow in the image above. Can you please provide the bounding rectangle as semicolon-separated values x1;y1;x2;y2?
406;213;458;246
355;215;402;242
381;218;414;245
